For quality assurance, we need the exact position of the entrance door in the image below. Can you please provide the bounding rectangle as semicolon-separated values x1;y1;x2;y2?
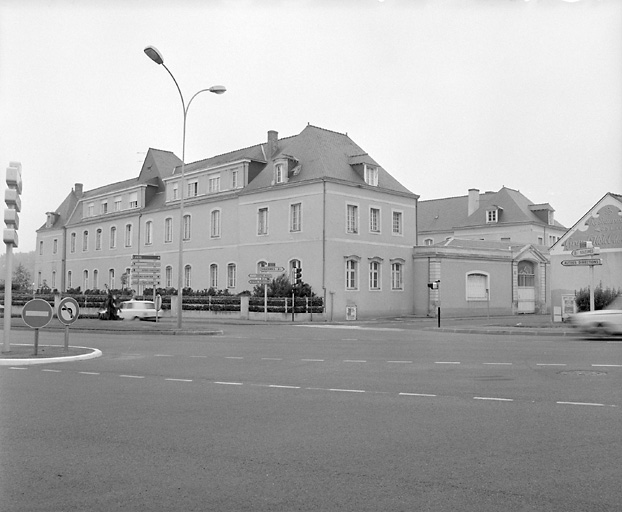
517;261;535;313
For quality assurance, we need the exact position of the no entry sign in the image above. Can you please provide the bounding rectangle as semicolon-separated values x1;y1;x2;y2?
21;299;53;329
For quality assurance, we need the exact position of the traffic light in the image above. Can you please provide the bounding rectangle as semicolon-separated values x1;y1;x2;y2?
294;267;303;285
4;162;22;248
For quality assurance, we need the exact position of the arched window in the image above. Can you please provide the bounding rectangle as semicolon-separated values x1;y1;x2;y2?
210;264;218;288
391;261;404;290
165;266;173;288
517;261;535;287
83;270;89;290
145;221;153;245
183;215;191;241
227;263;237;288
184;265;192;289
108;269;115;289
110;226;117;249
345;259;358;290
93;270;99;290
466;272;489;301
369;260;381;290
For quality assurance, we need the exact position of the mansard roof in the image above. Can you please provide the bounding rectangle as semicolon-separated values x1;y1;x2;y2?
177;124;416;197
418;186;566;234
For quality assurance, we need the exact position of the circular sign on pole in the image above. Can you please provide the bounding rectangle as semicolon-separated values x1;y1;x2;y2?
58;297;80;326
21;299;53;329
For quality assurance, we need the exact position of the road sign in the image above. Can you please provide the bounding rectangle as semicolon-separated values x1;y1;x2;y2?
248;273;270;278
21;299;53;329
132;254;160;260
260;266;285;273
57;297;80;325
570;247;600;257
249;278;272;284
561;259;602;266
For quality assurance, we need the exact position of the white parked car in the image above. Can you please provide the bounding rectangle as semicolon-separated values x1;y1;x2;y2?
569;297;622;336
118;300;162;321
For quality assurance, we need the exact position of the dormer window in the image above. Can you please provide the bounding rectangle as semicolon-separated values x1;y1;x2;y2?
275;163;285;184
364;165;378;186
208;175;220;193
486;209;498;223
100;201;108;214
87;203;94;217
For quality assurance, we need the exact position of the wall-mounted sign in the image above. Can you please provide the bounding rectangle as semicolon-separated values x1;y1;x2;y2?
561;259;602;267
563;204;622;251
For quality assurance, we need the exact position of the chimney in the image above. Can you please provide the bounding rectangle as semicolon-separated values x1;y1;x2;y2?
267;130;278;159
74;183;84;198
468;188;480;216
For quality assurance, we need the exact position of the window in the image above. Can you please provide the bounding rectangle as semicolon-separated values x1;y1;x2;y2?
70;232;76;253
208;176;220;193
258;207;268;235
364;165;378;186
53;238;58;254
184;265;191;289
210;210;221;238
369;261;381;290
346;204;358;234
125;224;132;247
183;215;191;241
172;183;179;200
231;170;239;189
210;264;218;288
83;270;89;291
93;270;98;290
290;203;301;232
164;218;173;243
486;210;498;223
391;262;403;290
466;272;489;301
39;241;43;255
392;211;403;235
87;203;94;217
100;201;108;214
165;266;173;288
114;196;122;211
227;263;237;288
108;269;115;289
96;229;102;250
346;259;358;290
82;231;88;252
110;226;117;249
370;208;380;233
187;181;198;198
517;261;535;287
275;163;284;183
129;192;138;209
424;238;434;246
145;221;153;245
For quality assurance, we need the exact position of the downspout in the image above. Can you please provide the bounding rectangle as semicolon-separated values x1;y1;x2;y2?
61;226;67;292
322;179;327;319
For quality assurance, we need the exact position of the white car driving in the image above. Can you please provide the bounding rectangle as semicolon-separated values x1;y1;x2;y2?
118;300;162;321
569;296;622;336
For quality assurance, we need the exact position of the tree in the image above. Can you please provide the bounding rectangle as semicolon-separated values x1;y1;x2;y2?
13;263;32;291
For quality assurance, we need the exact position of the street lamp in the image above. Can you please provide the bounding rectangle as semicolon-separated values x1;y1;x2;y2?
144;45;226;328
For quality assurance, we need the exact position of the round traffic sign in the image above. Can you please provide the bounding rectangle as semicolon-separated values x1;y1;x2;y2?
21;299;54;329
58;297;80;325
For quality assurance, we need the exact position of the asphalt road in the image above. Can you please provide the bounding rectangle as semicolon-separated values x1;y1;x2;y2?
1;324;620;511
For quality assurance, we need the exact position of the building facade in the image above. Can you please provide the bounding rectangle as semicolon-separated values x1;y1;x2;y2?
35;125;419;321
550;192;622;320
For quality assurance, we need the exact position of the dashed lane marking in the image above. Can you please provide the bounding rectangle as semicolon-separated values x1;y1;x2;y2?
474;397;514;402
399;392;436;397
165;378;193;382
556;401;607;407
119;375;145;379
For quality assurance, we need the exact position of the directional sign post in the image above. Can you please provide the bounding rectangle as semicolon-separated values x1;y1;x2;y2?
561;255;603;312
131;255;161;305
58;297;80;351
21;299;53;355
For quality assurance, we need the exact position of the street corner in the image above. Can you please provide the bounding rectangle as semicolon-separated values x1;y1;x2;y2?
0;344;102;365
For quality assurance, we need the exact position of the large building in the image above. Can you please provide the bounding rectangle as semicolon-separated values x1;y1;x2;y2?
418;187;567;249
35;125;419;320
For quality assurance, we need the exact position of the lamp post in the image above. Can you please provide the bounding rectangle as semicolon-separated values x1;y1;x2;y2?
144;45;226;328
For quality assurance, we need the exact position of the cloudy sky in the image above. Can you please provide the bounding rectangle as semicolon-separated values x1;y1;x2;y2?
1;0;620;253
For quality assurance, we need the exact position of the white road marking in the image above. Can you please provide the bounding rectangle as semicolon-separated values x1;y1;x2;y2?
225;356;244;360
155;354;174;357
261;358;283;361
435;361;461;364
537;364;566;366
301;359;324;362
328;388;365;393
344;360;367;363
483;363;513;365
592;364;622;367
190;355;207;358
165;378;192;382
119;375;145;379
387;360;412;364
268;384;300;389
399;392;436;397
42;369;61;372
214;381;243;385
474;397;514;402
556;401;605;407
9;367;27;370
79;372;100;375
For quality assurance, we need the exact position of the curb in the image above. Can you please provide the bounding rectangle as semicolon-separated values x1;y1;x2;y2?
0;345;103;366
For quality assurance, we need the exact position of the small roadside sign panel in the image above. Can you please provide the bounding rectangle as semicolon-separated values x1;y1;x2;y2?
260;266;285;273
58;297;80;325
22;299;54;329
561;258;603;266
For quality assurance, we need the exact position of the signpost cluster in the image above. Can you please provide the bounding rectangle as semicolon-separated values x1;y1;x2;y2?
248;263;285;321
131;255;161;321
21;297;80;355
561;242;601;311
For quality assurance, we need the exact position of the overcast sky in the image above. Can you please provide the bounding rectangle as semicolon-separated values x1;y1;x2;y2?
1;0;620;253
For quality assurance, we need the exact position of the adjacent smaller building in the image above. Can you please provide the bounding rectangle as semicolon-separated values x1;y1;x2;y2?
413;238;549;317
